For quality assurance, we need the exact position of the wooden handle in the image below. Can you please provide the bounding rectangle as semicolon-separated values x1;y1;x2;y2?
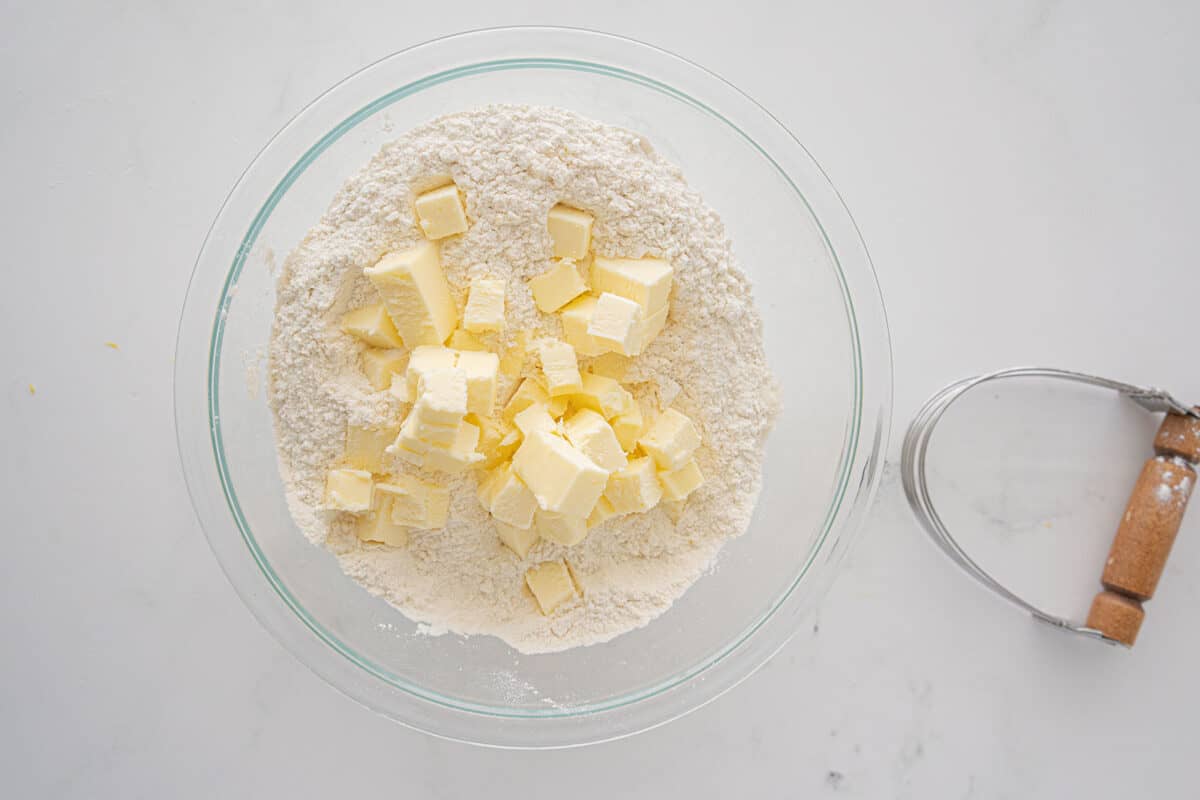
1086;409;1200;645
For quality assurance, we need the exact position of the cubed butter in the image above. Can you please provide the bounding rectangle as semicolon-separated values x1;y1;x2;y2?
604;456;663;515
423;419;484;473
562;408;627;472
463;277;506;333
586;496;618;529
546;204;593;260
535;510;588;547
455;349;499;416
388;373;412;405
588;352;630;381
512;431;609;516
559;295;607;357
344;423;399;473
658;459;704;502
591;256;673;315
364;241;457;346
405;345;457;396
498;330;529;377
639;408;701;470
361;349;407;391
394;415;432;464
639;304;669;350
496;520;539;559
413;183;468;240
448;328;487;351
357;509;409;547
587;293;642;356
572;373;634;420
513;402;559;439
471;414;517;469
503;377;550;421
538;339;583;397
325;468;373;513
376;476;430;528
525;560;579;615
486;463;539;529
530;259;587;313
413;368;468;428
610;403;644;452
340;303;404;349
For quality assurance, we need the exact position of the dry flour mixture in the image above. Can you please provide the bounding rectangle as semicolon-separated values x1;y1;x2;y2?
269;105;779;653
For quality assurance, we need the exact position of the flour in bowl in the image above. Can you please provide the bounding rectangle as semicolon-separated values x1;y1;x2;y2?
268;105;778;653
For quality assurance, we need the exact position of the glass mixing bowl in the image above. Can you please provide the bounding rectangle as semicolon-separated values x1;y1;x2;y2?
174;27;891;748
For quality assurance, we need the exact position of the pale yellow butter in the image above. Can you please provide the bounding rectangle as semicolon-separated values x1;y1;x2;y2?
559;295;608;357
344;423;399;473
588;352;630;381
360;349;407;391
513;403;559;439
604;456;663;515
447;328;487;352
503;377;550;421
357;509;409;547
405;345;457;396
535;510;588;547
495;520;539;559
546;204;593;260
512;431;609;516
455;349;499;416
486;462;539;529
340;303;405;349
364;241;457;346
639;407;701;470
562;408;627;472
586;496;618;529
529;259;588;313
591;256;673;314
658;458;704;502
376;476;429;527
463;277;506;333
413;367;468;429
572;372;633;419
423;419;484;473
388;373;412;405
525;559;579;615
414;183;469;240
610;402;644;452
539;340;582;397
587;292;642;356
325;468;373;513
638;304;669;352
394;415;432;463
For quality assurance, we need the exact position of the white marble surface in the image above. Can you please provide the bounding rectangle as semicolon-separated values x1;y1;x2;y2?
4;1;1199;796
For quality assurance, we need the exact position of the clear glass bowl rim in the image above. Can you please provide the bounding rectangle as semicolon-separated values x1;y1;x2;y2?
174;26;893;748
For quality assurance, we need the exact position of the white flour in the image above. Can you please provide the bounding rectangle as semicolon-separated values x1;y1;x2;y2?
268;105;778;653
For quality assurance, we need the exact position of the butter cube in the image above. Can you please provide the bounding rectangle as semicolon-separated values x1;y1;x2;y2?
658;459;704;502
503;377;550;421
325;468;373;513
448;328;487;352
562;408;627;472
530;259;587;313
588;352;630;381
639;408;701;470
376;476;430;527
423;419;484;473
587;293;642;356
605;456;663;514
476;465;504;511
538;340;582;397
572;373;633;419
559;295;607;357
405;345;457;396
414;183;469;240
463;277;506;333
361;349;407;391
341;303;405;348
610;402;644;452
414;368;468;428
662;499;686;524
471;414;517;468
345;423;400;473
498;330;529;377
357;509;409;547
525;560;579;615
587;496;618;529
513;402;560;440
496;520;539;559
455;349;499;416
487;463;539;529
394;415;432;465
388;374;412;405
546;204;593;260
513;431;609;516
364;241;457;346
591;256;673;315
535;510;588;547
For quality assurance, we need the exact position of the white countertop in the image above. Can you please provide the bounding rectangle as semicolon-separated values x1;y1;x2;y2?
5;2;1199;796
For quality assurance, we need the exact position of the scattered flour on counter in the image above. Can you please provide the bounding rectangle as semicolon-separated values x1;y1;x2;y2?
268;105;779;653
